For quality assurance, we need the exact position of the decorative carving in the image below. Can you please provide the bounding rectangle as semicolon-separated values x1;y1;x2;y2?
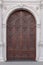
36;7;39;10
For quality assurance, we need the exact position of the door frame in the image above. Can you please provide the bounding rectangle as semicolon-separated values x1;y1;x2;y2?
2;5;40;61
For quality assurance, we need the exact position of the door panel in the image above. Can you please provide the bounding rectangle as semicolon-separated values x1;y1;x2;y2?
7;9;36;61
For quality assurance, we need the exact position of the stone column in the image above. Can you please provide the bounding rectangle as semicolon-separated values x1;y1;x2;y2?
39;0;43;61
0;0;3;61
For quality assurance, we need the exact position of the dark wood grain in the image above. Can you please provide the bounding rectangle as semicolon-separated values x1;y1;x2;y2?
7;9;36;61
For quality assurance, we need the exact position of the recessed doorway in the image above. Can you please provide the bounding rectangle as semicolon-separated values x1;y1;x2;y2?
6;8;36;61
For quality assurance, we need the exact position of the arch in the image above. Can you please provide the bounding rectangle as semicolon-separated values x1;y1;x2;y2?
6;8;36;61
3;6;40;61
6;8;36;25
5;7;39;25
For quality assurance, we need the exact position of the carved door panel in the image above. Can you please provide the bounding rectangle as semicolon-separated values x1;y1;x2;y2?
7;9;36;61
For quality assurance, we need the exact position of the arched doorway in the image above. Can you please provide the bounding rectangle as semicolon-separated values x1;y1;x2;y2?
7;8;36;61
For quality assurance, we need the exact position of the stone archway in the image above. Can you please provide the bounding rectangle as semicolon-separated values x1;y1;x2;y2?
6;8;36;61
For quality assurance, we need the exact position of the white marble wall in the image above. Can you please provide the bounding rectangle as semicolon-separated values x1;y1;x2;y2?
0;0;43;62
38;0;43;61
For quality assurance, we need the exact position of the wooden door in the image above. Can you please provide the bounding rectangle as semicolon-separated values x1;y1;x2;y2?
7;9;36;61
